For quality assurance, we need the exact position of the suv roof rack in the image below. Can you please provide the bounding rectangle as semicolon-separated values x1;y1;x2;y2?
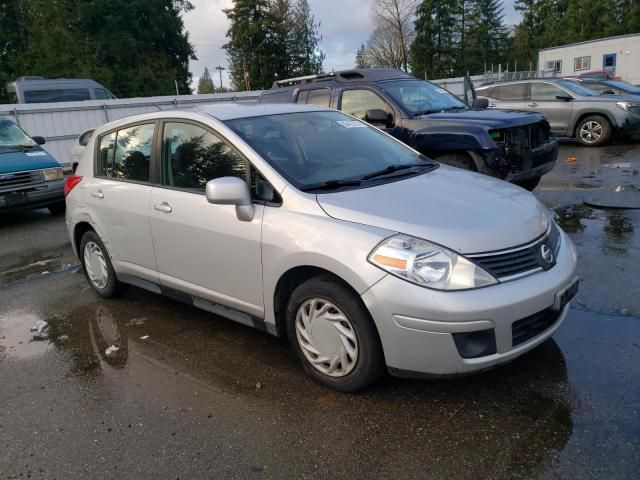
272;70;372;88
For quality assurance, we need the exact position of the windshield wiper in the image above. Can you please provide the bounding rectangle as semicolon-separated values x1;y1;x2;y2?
361;163;431;181
300;179;362;192
1;144;36;151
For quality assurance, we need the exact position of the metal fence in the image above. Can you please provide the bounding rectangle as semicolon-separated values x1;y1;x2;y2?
0;91;262;169
431;70;560;97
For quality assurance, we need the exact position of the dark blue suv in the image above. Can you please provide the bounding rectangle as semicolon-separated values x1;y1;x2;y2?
0;118;65;214
259;69;559;191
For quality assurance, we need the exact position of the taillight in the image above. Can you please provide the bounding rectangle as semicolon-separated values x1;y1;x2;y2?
64;175;83;197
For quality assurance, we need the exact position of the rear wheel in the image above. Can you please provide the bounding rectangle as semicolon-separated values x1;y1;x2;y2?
514;176;542;191
576;115;611;147
434;153;476;171
79;230;124;298
286;275;384;392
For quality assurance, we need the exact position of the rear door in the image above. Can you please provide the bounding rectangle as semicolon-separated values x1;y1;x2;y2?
84;122;158;283
527;82;573;136
148;120;264;317
493;83;528;111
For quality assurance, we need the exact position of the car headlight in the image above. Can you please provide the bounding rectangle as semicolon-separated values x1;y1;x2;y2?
43;167;63;181
616;101;640;113
368;234;497;290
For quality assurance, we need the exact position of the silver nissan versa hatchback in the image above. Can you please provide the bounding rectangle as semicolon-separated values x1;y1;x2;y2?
65;103;579;391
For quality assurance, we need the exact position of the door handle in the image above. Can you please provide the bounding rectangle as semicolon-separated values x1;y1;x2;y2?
91;190;104;199
153;202;172;213
528;102;538;107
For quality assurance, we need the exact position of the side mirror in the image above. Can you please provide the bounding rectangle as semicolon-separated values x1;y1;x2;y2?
473;97;489;109
555;94;573;101
365;109;392;126
205;177;255;222
32;136;46;145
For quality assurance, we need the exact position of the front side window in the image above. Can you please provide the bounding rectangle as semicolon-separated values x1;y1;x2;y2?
497;83;528;101
574;56;591;71
226;111;436;191
94;88;108;99
380;80;467;115
340;89;393;119
161;122;246;190
530;83;565;101
97;124;153;181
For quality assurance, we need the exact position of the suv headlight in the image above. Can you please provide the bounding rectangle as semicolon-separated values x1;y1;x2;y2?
43;167;63;181
616;101;640;113
368;234;497;290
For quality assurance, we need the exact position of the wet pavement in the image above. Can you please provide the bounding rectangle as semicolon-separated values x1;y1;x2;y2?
1;144;639;479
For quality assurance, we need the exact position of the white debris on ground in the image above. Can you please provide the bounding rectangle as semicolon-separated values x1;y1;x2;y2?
30;320;49;341
105;345;120;355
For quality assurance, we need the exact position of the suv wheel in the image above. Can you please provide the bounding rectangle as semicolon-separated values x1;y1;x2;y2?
79;230;124;298
286;275;384;392
576;115;611;147
434;153;476;171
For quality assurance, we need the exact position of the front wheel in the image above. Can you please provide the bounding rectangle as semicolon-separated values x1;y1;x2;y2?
576;115;611;147
514;176;542;191
79;230;124;298
286;275;384;392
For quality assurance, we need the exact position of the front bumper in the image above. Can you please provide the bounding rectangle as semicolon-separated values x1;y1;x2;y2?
361;229;578;376
505;139;558;183
0;179;64;213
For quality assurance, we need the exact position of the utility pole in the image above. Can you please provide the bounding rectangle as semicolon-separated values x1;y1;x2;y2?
215;66;226;92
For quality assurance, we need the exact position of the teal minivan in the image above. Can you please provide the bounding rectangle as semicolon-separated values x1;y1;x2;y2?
0;118;65;214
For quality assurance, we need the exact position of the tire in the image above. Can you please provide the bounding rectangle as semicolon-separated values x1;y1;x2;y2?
48;201;66;215
514;176;542;191
285;275;384;392
79;230;124;298
575;115;611;147
434;153;476;171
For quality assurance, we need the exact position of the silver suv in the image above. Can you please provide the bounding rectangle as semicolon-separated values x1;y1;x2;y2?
65;104;579;391
476;79;640;146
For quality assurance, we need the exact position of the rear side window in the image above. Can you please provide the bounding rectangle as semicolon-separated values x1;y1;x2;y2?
97;123;154;181
496;84;527;101
161;122;246;190
260;91;291;103
306;88;331;107
23;88;91;103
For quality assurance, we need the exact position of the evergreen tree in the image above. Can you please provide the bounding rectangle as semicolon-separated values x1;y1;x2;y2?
197;67;216;94
289;0;324;76
463;0;509;74
355;44;371;69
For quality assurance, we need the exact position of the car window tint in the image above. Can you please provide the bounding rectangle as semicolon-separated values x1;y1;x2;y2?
23;88;91;103
112;124;154;181
306;88;331;107
584;83;611;93
531;83;565;101
98;132;116;176
162;122;246;190
340;89;392;119
296;90;309;104
94;88;108;99
261;91;291;103
497;83;527;101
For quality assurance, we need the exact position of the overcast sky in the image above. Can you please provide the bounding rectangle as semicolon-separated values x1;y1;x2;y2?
183;0;520;89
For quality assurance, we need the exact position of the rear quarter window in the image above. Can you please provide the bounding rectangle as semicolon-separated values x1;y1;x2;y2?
260;91;291;103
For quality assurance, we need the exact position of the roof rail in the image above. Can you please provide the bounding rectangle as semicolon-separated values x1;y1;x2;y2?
273;72;336;88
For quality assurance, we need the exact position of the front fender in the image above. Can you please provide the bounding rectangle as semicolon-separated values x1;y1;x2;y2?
411;125;496;153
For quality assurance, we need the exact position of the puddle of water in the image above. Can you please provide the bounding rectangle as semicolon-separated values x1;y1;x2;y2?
0;311;53;360
0;254;79;287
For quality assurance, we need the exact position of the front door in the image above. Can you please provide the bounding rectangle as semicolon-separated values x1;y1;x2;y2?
84;122;158;283
148;121;264;317
339;88;396;130
527;82;574;136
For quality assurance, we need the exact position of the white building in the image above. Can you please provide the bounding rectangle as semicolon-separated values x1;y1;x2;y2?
538;33;640;85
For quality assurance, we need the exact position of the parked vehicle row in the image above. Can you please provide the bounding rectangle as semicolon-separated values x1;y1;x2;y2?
476;79;640;146
65;104;579;391
259;69;559;191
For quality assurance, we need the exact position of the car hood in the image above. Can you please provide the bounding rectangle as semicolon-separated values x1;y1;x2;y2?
0;148;60;174
415;108;544;129
316;166;550;254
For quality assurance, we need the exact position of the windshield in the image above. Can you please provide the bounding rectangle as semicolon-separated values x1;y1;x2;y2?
226;111;436;191
0;119;37;148
380;80;467;115
556;80;598;96
605;80;640;93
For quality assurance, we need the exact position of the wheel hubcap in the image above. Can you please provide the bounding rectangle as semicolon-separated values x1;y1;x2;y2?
295;299;358;377
579;121;602;143
84;241;108;289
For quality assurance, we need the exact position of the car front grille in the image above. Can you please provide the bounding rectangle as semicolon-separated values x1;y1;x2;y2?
512;307;562;347
0;170;45;194
467;222;561;281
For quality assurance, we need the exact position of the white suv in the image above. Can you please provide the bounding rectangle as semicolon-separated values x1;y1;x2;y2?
65;103;578;391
